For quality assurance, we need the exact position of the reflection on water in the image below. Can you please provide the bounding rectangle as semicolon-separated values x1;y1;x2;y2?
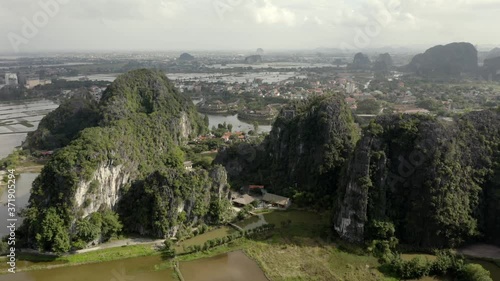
0;173;39;237
179;227;235;248
180;251;269;281
193;99;272;133
0;255;175;281
0;251;268;281
204;113;272;133
236;215;268;231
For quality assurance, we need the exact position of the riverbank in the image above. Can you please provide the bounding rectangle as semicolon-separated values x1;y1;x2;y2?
237;111;276;124
2;210;498;280
0;210;382;280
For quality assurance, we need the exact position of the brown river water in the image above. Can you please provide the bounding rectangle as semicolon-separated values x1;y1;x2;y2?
0;251;268;281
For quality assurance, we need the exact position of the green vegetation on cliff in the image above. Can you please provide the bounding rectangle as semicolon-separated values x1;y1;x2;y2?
335;110;500;248
119;166;233;238
25;91;100;150
216;94;359;207
19;69;214;253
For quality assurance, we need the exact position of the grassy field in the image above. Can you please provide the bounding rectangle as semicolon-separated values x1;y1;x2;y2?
238;210;389;281
176;226;235;250
0;244;158;274
245;237;385;281
2;210;494;281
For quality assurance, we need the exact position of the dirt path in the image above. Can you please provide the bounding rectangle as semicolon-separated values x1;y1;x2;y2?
75;238;165;254
458;244;500;260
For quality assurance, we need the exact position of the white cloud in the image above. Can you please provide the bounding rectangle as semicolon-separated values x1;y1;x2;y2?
0;0;498;52
255;0;296;26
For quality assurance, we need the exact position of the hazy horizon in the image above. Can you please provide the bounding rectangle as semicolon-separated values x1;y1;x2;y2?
1;0;499;54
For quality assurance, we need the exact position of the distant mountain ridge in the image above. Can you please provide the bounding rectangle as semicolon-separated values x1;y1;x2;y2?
407;42;478;78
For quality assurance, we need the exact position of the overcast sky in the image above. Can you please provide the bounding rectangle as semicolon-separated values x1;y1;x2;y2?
0;0;499;53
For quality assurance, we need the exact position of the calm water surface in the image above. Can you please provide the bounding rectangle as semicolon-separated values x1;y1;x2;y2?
180;251;269;281
0;255;176;281
0;173;39;237
0;251;268;281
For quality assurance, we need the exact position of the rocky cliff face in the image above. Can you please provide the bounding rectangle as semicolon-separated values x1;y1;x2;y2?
74;164;130;218
482;56;500;81
22;69;210;250
334;111;500;247
216;95;358;207
119;166;232;238
407;42;478;78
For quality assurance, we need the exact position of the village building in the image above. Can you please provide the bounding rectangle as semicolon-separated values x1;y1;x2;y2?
232;194;255;208
262;193;291;209
183;161;193;171
241;185;264;195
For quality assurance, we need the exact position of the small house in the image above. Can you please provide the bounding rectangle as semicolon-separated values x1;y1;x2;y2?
241;185;264;195
183;161;193;171
232;194;255;207
262;193;291;209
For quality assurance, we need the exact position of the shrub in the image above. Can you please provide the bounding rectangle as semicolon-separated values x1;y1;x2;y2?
458;264;493;281
390;257;431;280
162;239;175;258
430;250;464;276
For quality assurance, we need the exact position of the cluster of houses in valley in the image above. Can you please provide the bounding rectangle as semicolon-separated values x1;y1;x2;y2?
192;131;251;144
231;185;291;210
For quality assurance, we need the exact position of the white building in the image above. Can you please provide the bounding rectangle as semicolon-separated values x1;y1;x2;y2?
346;82;356;94
5;73;18;85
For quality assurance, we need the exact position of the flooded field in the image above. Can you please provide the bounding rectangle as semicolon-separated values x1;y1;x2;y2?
0;100;59;158
0;255;176;281
178;227;235;249
0;173;39;237
60;73;120;82
61;71;304;84
207;62;339;69
168;71;304;84
180;251;268;281
204;113;272;133
0;251;268;281
236;215;268;231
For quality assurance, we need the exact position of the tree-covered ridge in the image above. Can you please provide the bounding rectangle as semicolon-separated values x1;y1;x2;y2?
119;166;233;238
25;91;100;150
99;69;204;131
407;42;478;78
25;69;206;152
217;94;359;207
335;110;500;248
20;69;210;252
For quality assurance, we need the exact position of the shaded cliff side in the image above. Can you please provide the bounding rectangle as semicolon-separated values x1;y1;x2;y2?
334;111;500;247
25;91;100;151
119;166;232;238
407;42;478;78
20;69;222;252
216;94;359;207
